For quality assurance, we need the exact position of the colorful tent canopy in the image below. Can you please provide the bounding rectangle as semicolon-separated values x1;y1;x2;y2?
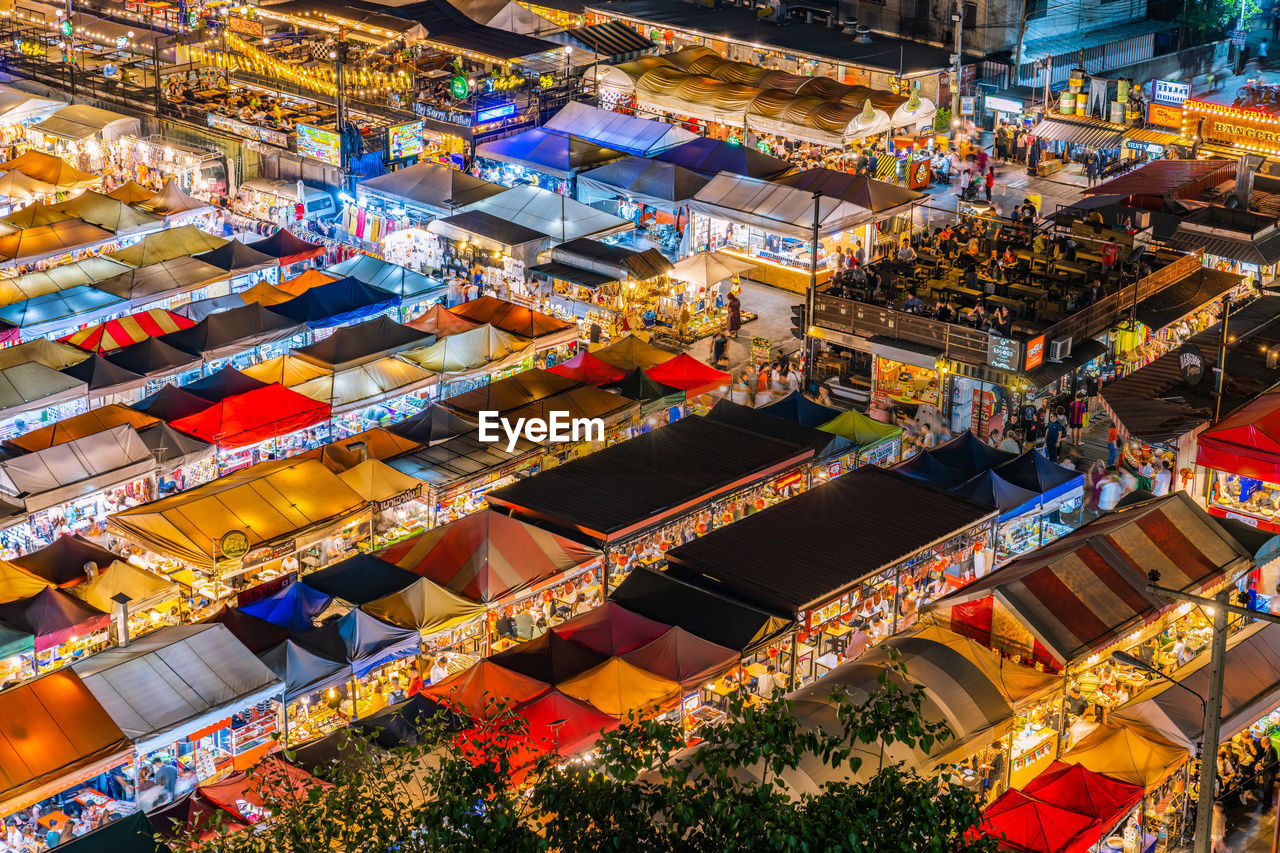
705;399;852;459
756;392;843;427
592;333;676;371
400;323;532;376
386;427;540;495
301;427;420;473
61;354;146;398
67;560;178;614
644;353;731;395
441;368;581;418
0;618;33;659
241;354;333;390
104;336;202;379
239;581;334;634
169;383;332;447
1197;390;1280;483
252;229;325;265
181;366;269;403
346;692;464;748
1021;761;1144;829
0;586;109;651
106;181;155;204
356;160;507;215
290;357;437;414
0;361;83;421
817;409;902;448
0;150;97;188
490;631;610;685
379;509;601;604
504;385;639;432
362;576;487;634
0;670;131;816
278;268;338;296
131;384;214;422
139;178;210;219
930;430;1017;475
578;155;710;210
667;250;755;288
893;451;969;489
257;638;351;702
1059;722;1188;792
924;493;1250;666
548;350;628;386
497;690;619;770
300;553;419;605
49;190;162;235
12;535;121;587
294;607;420;678
192;240;276;275
553;600;668;655
407;303;482;337
62;308;195;353
655;136;796;180
0;202;70;229
238;281;295;307
601;367;684;414
0;422;154;514
0;170;54;202
193;755;325;824
0;338;90;371
272;278;399;329
200;605;290;655
323;254;444;301
294;315;432;371
139;422;214;474
0;562;51;603
107;225;227;268
620;625;738;690
335;459;423;504
950;469;1042;518
994;450;1083;497
427;658;550;717
0;285;123;333
159;304;306;362
8;403;159;452
475;129;626;180
559;657;681;718
978;788;1100;853
449;295;576;342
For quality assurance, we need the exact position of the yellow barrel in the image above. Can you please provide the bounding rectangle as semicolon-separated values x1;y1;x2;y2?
1076;92;1087;114
1060;91;1076;114
1069;69;1085;92
1124;103;1140;125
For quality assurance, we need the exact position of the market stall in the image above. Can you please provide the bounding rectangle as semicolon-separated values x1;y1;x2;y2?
813;409;903;474
601;368;685;425
93;256;231;313
0;586;111;676
294;607;422;722
0;361;89;440
27;104;140;170
0;258;132;312
0;284;126;343
241;355;333;392
427;209;549;285
290;358;438;438
655;137;796;181
48;190;163;237
448;295;578;355
167;383;333;471
335;460;430;551
138;422;217;495
129;384;216;423
61;308;195;354
270;277;401;333
992;450;1086;550
322;254;446;322
548;350;628;386
107;224;227;269
399;323;533;395
1198;391;1280;532
472;128;627;194
543;102;695;157
159;302;308;367
291;314;432;372
104;335;204;392
10;534;121;587
459;185;632;250
949;470;1046;565
251;228;326;273
193;239;279;289
0;150;97;190
257;638;353;745
139;178;214;224
775;169;925;258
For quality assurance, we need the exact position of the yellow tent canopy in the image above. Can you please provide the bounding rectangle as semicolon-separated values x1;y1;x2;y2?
107;224;228;268
559;657;682;718
1059;721;1188;792
399;324;533;375
593;334;677;370
336;459;424;503
242;354;333;388
0;202;72;230
0;150;97;188
0;338;89;371
292;357;437;414
106;181;156;205
68;560;178;613
363;576;486;634
0;258;132;309
0;562;51;603
298;428;421;474
9;403;161;452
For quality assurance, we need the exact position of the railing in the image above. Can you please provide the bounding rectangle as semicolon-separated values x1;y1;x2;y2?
813;295;992;366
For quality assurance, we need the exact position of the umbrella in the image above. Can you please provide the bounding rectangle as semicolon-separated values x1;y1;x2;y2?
668;251;755;288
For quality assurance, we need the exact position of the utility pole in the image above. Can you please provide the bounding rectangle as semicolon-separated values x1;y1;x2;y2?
803;190;820;391
1214;294;1232;423
951;0;963;125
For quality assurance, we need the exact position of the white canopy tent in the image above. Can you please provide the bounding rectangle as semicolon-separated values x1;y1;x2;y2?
0;424;156;513
460;185;632;243
687;174;873;240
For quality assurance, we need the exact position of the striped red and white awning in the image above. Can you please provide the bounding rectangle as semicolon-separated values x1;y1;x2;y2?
61;308;194;353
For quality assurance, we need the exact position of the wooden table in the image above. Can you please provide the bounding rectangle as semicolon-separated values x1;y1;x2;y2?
1008;283;1046;299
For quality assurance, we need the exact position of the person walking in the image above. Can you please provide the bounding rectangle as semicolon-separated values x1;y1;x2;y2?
1085;151;1098;186
1106;423;1120;468
984;167;995;201
1015;130;1028;164
709;330;728;369
1067;391;1088;446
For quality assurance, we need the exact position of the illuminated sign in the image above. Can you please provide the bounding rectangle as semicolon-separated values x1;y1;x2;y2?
387;120;425;159
1024;335;1045;371
986;335;1022;371
1147;102;1183;129
476;102;516;123
59;19;72;37
449;74;470;99
484;73;526;92
229;15;264;37
1183;100;1280;155
1152;79;1190;106
296;123;341;166
207;113;289;148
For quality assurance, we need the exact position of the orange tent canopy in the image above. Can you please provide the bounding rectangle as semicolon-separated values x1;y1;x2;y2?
427;659;550;718
278;268;337;297
559;657;681;718
406;303;482;337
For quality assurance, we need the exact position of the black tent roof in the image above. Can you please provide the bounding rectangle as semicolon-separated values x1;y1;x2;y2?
294;608;418;673
350;692;465;744
62;811;168;853
60;353;145;394
180;366;269;402
600;366;682;403
137;421;213;467
994;449;1082;494
12;534;120;585
300;553;419;605
388;429;539;490
131;384;214;422
705;398;853;459
488;630;609;684
105;336;202;378
487;415;813;543
159;303;305;362
258;638;351;701
608;567;793;653
292;315;432;371
664;466;995;614
928;431;1017;476
201;604;291;654
386;404;477;445
949;469;1040;515
271;277;399;328
192;239;276;273
252;228;323;261
375;0;561;60
892;450;970;489
756;390;842;428
94;256;228;307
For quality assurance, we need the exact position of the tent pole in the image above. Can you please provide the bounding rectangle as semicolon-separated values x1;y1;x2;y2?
1054;667;1070;759
601;546;611;597
788;631;798;690
281;695;290;746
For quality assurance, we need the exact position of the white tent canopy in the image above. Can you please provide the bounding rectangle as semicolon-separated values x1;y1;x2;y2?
292;357;439;414
73;623;283;756
0;424;156;513
460;185;632;243
544;102;695;157
669;251;756;288
688;174;873;240
30;104;139;142
0;85;65;128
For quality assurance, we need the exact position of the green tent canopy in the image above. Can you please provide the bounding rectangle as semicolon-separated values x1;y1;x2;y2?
818;410;902;461
0;618;33;659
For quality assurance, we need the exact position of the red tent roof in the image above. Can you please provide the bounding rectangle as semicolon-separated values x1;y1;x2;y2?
197;756;328;823
0;586;109;651
169;382;331;447
620;625;739;690
1197;390;1280;482
644;353;730;395
979;788;1101;853
406;303;482;337
450;295;574;339
505;690;619;768
61;308;195;353
554;601;670;655
378;509;600;604
427;658;550;717
548;350;628;387
1022;761;1144;828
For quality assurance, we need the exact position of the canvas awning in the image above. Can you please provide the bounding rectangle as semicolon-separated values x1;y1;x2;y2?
290;358;437;414
295;608;420;678
1197;390;1280;483
49;190;162;235
1059;721;1188;792
655;137;795;180
272;277;400;330
302;427;420;472
776;168;924;217
139;422;215;475
0;338;88;372
11;534;119;587
559;657;682;718
258;639;350;702
0;258;133;310
645;352;730;395
0;361;87;424
241;355;333;389
428;209;552;253
577;155;710;211
292;315;432;371
106;181;155;205
0;219;115;265
251;229;325;265
158;303;306;362
475;128;627;179
240;581;333;634
386;427;540;494
363;575;487;634
62;308;194;353
0;150;97;188
0;86;63;128
179;367;268;403
816;408;903;452
544;101;693;156
428;659;550;715
620;624;738;690
357;161;506;215
300;553;418;605
448;295;577;346
279;269;339;297
0;285;124;340
200;605;290;655
400;323;533;376
707;399;854;459
927;430;1017;476
384;404;475;446
503;384;640;433
689;173;872;239
335;459;424;505
1030;116;1126;150
94;257;230;311
130;384;214;422
107;225;228;268
0;587;109;651
324;254;445;302
140;179;212;220
169;384;332;447
548;350;628;386
0;424;156;514
0;563;50;603
72;624;282;756
441;367;582;417
104;336;202;380
8;403;159;452
192;240;276;275
237;282;294;307
459;184;632;242
592;334;677;371
30;104;138;141
978;789;1101;853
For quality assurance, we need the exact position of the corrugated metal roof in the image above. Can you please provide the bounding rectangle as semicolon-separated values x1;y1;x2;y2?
1166;230;1280;266
1030;117;1126;150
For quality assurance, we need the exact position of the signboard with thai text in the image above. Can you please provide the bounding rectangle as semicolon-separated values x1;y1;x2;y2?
1024;335;1045;371
297;123;341;166
1147;102;1183;129
1152;79;1190;106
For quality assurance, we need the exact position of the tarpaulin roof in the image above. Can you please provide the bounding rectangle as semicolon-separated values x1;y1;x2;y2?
0;586;109;651
201;605;291;655
461;184;632;242
545;102;695;156
12;534;120;587
552;600;669;655
1197;390;1280;483
0;424;157;514
69;560;178;614
0;284;123;332
139;178;211;218
578;155;711;209
489;415;813;543
131;384;214;422
362;563;487;632
666;249;755;288
644;352;730;394
107;458;369;570
591;333;677;370
428;659;550;717
279;269;339;297
241;355;333;389
238;282;295;307
929;430;1017;476
0;86;62;128
620;624;738;690
62;308;194;353
104;334;203;379
181;293;248;322
1059;722;1188;792
406;303;482;337
0;258;132;310
448;295;576;340
386;404;475;445
295;607;420;678
272;277;400;330
8;403;159;452
503;384;639;432
251;229;325;265
925;492;1250;666
816;408;902;449
196;755;327;824
291;357;437;414
192;239;276;275
400;323;532;375
302;427;420;473
491;630;610;684
950;470;1041;518
139;422;214;472
0;339;88;373
348;692;464;747
108;225;227;268
0;359;83;418
294;314;432;371
30;104;137;142
240;581;333;634
0;170;53;202
0;618;33;659
50;190;163;235
356;161;506;213
0;150;97;188
442;367;581;417
387;427;539;492
689;173;872;240
0;562;50;603
181;366;269;403
978;789;1100;853
994;449;1084;495
428;210;549;251
72;624;283;755
0;202;70;229
665;465;993;615
498;690;620;769
169;383;332;447
708;399;854;459
601;367;684;412
0;670;131;816
336;459;423;505
106;181;155;205
160;303;306;362
381;508;599;604
654;136;796;180
475;128;627;179
257;638;351;702
892;450;970;489
301;552;419;605
1021;761;1144;828
548;349;628;386
559;656;681;717
776;168;924;215
60;354;145;398
552;238;673;280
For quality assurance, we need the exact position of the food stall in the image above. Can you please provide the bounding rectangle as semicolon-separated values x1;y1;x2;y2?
472;128;627;194
1200;393;1280;532
69;559;182;641
167;383;334;473
814;409;903;477
0;586;111;677
334;461;431;550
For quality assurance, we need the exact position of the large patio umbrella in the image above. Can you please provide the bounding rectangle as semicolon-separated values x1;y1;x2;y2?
668;251;755;288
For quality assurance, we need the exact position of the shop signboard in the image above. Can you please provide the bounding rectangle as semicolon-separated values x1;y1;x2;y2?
1152;79;1190;106
1186;100;1280;156
1177;342;1206;385
960;96;975;116
1024;335;1045;371
297;123;341;166
1147;102;1183;129
986;335;1021;371
243;540;297;570
476;102;517;124
387;120;425;159
750;336;771;366
217;529;250;561
376;485;424;513
207;113;289;148
417;102;473;128
229;14;264;37
805;593;850;632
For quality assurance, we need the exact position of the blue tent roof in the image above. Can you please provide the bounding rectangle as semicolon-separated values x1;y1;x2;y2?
240;581;333;633
654;137;795;180
474;128;627;179
271;276;399;329
757;390;843;429
0;284;123;328
258;638;350;701
294;608;420;678
929;430;1017;477
893;451;969;489
949;469;1041;521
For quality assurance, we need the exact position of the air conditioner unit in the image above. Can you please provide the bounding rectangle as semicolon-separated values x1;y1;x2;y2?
1048;336;1072;363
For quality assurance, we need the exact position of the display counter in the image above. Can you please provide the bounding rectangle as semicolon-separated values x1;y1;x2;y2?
1209;472;1280;533
691;213;834;295
1009;721;1058;789
874;357;940;409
